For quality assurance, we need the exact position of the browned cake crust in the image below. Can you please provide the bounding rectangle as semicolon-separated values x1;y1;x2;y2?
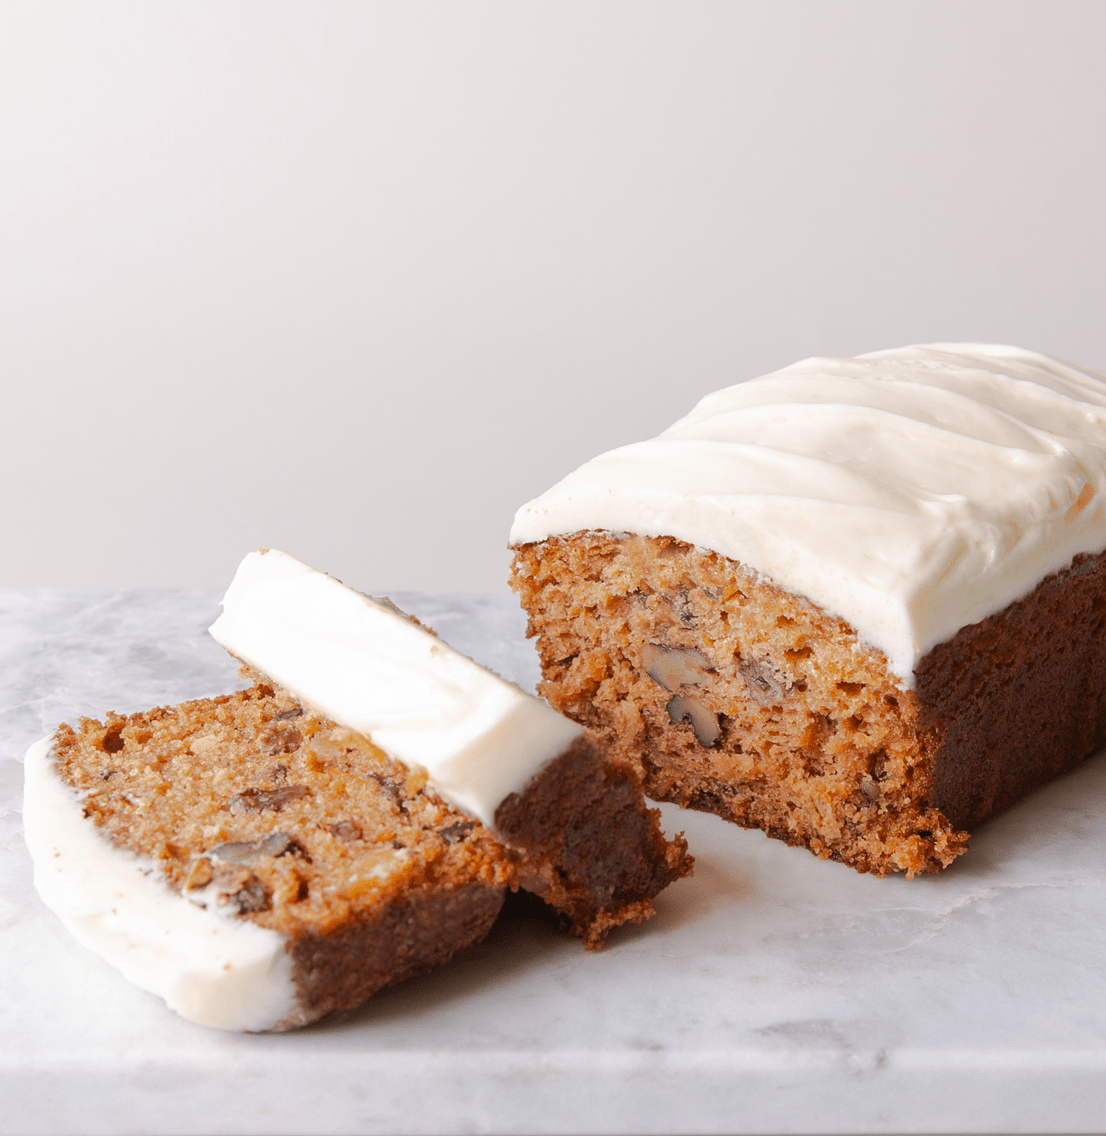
917;548;1106;830
495;734;691;948
288;884;503;1024
511;532;1106;877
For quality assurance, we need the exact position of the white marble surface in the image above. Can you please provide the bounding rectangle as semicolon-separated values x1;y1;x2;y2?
4;589;1106;1135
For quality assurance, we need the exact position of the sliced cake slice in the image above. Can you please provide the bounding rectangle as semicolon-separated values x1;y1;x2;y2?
208;549;690;943
24;685;509;1031
24;550;690;1031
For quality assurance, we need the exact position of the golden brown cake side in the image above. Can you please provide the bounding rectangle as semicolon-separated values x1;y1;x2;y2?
511;532;971;877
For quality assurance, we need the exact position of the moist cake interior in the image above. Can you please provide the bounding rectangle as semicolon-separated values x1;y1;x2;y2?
54;680;514;940
512;532;970;877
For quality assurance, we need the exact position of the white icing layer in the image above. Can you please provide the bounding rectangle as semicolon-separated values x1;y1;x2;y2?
511;345;1106;685
209;549;582;827
22;736;297;1032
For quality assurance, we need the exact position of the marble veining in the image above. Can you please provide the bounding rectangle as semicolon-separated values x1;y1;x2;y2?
3;588;1106;1134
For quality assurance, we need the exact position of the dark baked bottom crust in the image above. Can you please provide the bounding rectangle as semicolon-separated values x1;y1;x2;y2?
281;883;504;1030
511;533;1106;877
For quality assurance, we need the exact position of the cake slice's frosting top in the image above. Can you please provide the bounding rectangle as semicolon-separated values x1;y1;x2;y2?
510;344;1106;685
210;549;581;826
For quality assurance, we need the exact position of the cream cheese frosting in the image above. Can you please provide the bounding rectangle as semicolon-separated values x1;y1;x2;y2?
210;548;582;827
510;345;1106;686
22;736;297;1032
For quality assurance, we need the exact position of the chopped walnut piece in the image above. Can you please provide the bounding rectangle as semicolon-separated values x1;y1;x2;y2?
666;693;721;747
229;785;310;814
739;658;790;708
208;832;309;864
260;725;303;755
327;820;363;843
228;875;270;914
642;643;713;691
369;773;404;809
439;821;476;845
663;590;697;628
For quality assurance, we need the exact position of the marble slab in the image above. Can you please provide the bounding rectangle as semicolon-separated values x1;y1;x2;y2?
3;588;1106;1135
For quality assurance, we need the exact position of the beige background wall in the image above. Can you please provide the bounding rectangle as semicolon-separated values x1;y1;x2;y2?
3;1;1105;595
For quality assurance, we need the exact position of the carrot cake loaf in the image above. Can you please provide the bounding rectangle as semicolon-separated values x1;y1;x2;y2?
24;550;690;1031
510;344;1106;877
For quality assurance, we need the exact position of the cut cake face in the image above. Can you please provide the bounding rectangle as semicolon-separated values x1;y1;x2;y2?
23;551;691;1031
24;685;509;1031
509;345;1106;876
